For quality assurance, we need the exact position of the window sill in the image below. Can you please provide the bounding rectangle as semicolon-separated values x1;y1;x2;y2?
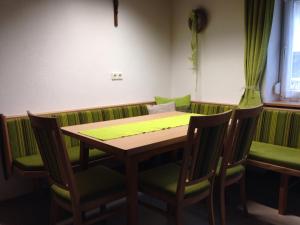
264;100;300;110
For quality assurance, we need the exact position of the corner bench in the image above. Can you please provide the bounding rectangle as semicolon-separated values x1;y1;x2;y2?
0;102;151;180
248;107;300;214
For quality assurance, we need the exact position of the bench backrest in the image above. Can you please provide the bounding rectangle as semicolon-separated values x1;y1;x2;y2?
191;102;235;115
1;103;150;176
253;107;300;149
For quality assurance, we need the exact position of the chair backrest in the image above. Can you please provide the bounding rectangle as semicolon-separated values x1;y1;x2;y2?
177;110;232;199
28;112;79;203
223;105;263;168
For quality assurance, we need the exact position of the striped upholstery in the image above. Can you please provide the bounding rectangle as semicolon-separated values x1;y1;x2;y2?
190;123;229;180
7;118;39;159
102;104;149;121
191;102;234;115
5;104;149;160
253;108;300;149
32;121;66;184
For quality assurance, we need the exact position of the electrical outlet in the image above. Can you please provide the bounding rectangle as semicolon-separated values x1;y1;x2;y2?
111;72;123;81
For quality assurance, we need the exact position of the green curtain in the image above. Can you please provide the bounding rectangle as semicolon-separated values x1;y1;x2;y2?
239;0;275;108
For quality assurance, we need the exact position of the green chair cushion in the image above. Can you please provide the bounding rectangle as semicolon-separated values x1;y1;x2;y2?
155;95;191;112
51;165;125;203
14;147;107;171
216;158;245;178
139;163;210;198
249;141;300;170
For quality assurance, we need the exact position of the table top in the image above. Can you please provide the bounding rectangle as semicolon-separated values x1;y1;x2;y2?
61;111;189;156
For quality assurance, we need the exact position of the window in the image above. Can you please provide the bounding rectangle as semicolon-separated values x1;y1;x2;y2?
280;0;300;99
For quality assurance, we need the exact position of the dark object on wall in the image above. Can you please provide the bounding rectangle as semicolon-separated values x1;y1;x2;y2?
113;0;119;27
188;8;208;33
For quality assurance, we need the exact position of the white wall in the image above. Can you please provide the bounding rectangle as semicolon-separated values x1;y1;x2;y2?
170;0;245;104
0;0;172;116
0;0;172;200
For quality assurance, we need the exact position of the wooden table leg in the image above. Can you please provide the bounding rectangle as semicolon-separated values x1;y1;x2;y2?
126;157;138;225
80;142;89;170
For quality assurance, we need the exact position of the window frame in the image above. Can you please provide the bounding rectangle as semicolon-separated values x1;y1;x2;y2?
280;0;300;100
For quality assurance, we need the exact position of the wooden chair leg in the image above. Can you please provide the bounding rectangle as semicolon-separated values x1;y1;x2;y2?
240;174;248;215
49;198;58;225
175;206;183;225
220;182;226;225
279;174;289;215
207;192;216;225
73;208;83;225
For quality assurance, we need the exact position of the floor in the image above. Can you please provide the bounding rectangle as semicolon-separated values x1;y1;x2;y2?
0;168;299;225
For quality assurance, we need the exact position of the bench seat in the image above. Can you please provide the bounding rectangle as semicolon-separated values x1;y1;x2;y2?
14;147;107;171
250;141;300;170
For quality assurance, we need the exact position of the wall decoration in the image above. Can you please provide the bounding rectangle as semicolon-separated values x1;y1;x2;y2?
113;0;119;27
188;8;208;72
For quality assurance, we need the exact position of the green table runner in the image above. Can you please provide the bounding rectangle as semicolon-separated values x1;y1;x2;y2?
80;113;201;141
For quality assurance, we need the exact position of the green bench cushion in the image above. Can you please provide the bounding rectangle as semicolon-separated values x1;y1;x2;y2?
14;147;107;171
51;165;125;203
139;163;210;198
250;141;300;170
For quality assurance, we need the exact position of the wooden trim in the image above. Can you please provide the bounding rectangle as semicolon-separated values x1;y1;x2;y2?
247;159;300;177
191;100;236;107
6;101;155;119
263;105;300;112
264;101;300;110
0;114;13;179
13;165;48;178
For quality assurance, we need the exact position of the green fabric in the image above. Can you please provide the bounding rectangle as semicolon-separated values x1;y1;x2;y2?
139;163;210;197
191;122;229;180
189;11;199;72
102;108;124;121
14;147;107;171
7;118;39;159
78;109;103;124
6;104;148;159
51;165;124;203
122;105;149;118
250;141;300;170
155;95;191;112
191;103;234;115
216;158;245;178
239;0;275;108
55;112;81;148
80;113;200;141
253;109;300;148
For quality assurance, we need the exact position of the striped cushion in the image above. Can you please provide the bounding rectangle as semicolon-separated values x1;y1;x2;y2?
6;104;149;159
7;118;39;159
191;103;234;115
253;109;300;148
78;109;103;124
55;112;81;148
102;105;149;121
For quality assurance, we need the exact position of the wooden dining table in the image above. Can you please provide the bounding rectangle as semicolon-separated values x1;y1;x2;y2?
61;111;190;225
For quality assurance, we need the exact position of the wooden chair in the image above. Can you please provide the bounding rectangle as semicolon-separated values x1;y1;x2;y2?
0;114;12;180
217;105;263;225
139;110;232;225
28;112;126;225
